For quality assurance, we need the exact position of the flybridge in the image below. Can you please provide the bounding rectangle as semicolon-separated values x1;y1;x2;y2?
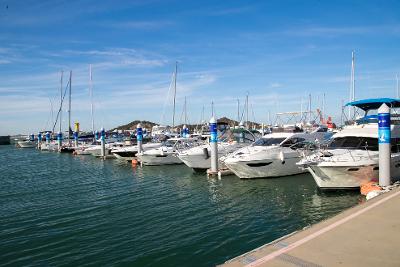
346;98;400;111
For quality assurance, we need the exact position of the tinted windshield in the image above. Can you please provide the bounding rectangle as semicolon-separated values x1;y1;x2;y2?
253;137;286;146
328;137;378;151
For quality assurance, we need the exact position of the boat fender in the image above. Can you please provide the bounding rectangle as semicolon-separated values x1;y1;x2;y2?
203;147;209;159
279;151;285;164
131;159;138;167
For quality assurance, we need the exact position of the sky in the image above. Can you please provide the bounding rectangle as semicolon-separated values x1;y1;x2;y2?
0;0;400;135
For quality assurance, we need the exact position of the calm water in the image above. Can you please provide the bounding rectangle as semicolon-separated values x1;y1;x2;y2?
0;145;361;266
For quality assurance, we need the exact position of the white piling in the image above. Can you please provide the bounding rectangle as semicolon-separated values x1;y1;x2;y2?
378;103;391;187
261;123;265;136
46;132;51;145
100;127;106;158
57;131;62;151
73;131;78;147
183;124;189;138
209;117;218;173
137;123;143;154
37;133;42;149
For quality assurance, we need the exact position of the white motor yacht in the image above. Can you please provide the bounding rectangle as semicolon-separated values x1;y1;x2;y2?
223;127;328;179
177;129;257;172
85;142;125;157
137;138;200;166
111;142;163;161
297;98;400;189
17;140;36;148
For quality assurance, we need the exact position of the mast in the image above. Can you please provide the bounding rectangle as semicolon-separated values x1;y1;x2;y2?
68;70;72;143
246;93;249;129
59;70;63;134
184;96;187;125
308;93;312;123
322;93;325;123
211;101;214;117
397;74;399;99
89;64;95;134
237;99;240;126
172;62;177;128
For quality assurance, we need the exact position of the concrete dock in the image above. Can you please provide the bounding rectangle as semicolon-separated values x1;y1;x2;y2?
220;187;400;267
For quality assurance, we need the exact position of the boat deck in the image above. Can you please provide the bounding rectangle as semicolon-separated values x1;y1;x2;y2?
220;187;400;267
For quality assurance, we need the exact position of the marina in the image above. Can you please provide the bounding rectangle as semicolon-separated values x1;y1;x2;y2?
2;1;400;266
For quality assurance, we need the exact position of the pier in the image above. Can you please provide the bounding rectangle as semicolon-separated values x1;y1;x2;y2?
220;187;400;267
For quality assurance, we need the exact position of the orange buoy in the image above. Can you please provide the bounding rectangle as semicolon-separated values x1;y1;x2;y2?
360;181;381;196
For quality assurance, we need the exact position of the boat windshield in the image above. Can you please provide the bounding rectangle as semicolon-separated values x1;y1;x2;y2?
328;137;378;151
253;137;286;146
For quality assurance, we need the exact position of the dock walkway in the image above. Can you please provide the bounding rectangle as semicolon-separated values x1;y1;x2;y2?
221;187;400;267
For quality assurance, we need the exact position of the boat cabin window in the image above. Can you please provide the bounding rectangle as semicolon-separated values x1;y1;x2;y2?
281;137;306;147
328;137;379;151
316;127;328;132
391;138;400;153
253;137;286;146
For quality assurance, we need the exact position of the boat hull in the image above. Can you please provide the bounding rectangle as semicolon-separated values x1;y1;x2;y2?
137;154;182;166
225;156;305;179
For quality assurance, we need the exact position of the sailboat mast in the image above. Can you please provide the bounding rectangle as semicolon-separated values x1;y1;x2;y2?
89;64;95;134
184;96;187;125
396;74;399;99
246;93;249;129
59;70;63;134
237;99;240;126
172;62;177;128
211;101;214;117
308;94;312;123
68;70;72;143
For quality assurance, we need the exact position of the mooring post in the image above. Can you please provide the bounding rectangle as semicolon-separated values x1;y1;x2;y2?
378;103;391;187
210;117;218;173
74;122;79;147
100;127;106;158
57;131;62;151
137;123;143;154
46;131;51;145
37;132;42;149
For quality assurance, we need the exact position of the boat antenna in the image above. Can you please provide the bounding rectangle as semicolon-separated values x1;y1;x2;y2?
172;61;177;129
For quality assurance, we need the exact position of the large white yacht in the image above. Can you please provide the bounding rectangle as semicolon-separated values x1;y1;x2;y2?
177;128;258;172
297;98;400;189
223;126;330;179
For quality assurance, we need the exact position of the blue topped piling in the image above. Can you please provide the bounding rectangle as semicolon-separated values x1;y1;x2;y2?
95;130;99;141
37;132;42;149
209;117;218;173
137;123;143;154
378;103;391;186
29;133;34;142
100;127;106;158
57;131;62;151
45;131;51;144
73;131;78;147
182;124;189;138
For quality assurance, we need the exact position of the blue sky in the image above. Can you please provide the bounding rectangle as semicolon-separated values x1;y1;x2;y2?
1;0;400;135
